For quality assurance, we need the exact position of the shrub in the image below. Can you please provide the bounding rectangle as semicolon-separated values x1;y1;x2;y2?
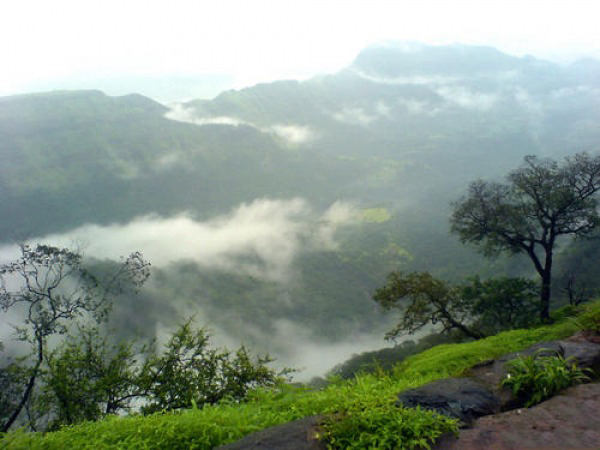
322;403;458;450
501;351;592;407
572;300;600;332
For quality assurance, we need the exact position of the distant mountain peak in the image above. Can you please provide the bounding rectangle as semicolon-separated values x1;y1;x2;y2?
352;43;527;78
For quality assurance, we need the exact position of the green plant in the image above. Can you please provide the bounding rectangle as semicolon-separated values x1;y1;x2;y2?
571;300;600;332
322;403;458;450
501;350;592;407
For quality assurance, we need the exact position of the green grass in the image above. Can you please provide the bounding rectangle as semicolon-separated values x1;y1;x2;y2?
0;307;585;449
359;207;392;223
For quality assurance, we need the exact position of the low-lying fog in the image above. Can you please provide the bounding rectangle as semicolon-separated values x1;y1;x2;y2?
0;197;396;381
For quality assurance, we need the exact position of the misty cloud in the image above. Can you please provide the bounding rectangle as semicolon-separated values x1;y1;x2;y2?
164;104;248;127
397;98;443;116
269;124;315;145
332;106;377;126
165;104;316;145
1;199;357;284
550;85;600;99
353;69;462;86
434;86;499;110
267;319;391;380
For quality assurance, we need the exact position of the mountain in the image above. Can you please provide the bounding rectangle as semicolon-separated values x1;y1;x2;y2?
1;43;599;362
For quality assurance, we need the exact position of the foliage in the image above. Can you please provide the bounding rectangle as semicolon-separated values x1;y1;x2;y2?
571;300;600;332
451;152;600;322
0;364;27;426
1;313;578;449
501;351;592;407
0;244;150;432
374;271;483;340
139;320;285;414
463;276;539;335
38;327;143;429
328;333;460;380
374;272;539;340
322;403;458;450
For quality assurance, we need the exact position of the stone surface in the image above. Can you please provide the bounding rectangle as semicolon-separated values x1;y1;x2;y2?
396;377;500;424
215;415;326;450
466;339;600;410
566;330;600;345
433;382;600;450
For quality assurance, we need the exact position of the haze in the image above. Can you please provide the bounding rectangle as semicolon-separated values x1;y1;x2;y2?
2;0;600;101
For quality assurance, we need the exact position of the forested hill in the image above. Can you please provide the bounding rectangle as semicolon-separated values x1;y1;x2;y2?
3;44;600;240
1;43;599;363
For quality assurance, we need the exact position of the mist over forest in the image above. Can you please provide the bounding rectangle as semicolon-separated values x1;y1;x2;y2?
2;43;600;380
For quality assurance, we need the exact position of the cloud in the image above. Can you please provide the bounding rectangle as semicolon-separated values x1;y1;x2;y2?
353;69;462;86
315;201;359;249
164;104;248;126
269;124;315;144
332;106;377;126
397;98;443;116
1;198;357;283
434;86;499;110
165;104;316;146
550;85;600;99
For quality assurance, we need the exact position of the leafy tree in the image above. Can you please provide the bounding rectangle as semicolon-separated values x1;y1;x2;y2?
451;153;600;322
139;320;285;414
374;271;483;340
462;276;538;335
38;326;144;429
0;244;150;431
374;272;539;340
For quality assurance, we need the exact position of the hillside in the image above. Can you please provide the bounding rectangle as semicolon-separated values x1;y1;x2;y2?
3;303;598;449
1;43;600;370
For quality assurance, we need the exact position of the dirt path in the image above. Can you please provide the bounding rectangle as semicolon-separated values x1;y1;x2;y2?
433;382;600;450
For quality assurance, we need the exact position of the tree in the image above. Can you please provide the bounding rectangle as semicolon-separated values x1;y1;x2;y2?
462;276;538;334
38;326;144;429
0;244;150;431
374;271;484;340
374;272;540;340
450;152;600;322
139;320;285;415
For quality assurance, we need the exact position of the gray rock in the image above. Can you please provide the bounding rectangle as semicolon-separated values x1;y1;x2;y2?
215;415;326;450
559;340;600;373
396;378;500;425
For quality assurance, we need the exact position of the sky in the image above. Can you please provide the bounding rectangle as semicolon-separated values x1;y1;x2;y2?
2;0;599;101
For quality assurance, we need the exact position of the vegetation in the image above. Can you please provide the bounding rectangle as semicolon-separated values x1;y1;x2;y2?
0;246;281;432
374;272;538;340
1;303;584;449
1;47;600;448
0;245;150;432
501;351;592;407
451;153;600;322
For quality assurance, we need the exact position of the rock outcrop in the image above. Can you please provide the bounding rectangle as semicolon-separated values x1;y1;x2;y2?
215;415;326;450
396;378;500;424
218;334;600;449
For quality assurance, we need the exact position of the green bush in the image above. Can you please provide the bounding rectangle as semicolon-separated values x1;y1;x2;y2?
501;351;592;407
572;300;600;332
322;403;458;450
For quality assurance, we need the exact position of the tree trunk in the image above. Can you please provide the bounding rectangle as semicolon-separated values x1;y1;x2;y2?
1;336;43;432
540;275;551;323
540;248;553;323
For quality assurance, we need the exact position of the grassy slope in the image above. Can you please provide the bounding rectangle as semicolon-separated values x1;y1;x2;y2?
1;310;584;449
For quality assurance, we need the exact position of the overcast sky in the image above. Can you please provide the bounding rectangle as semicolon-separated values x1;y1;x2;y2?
2;0;599;100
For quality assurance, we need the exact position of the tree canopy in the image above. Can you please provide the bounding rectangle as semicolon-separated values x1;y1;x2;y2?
373;272;538;340
450;152;600;321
